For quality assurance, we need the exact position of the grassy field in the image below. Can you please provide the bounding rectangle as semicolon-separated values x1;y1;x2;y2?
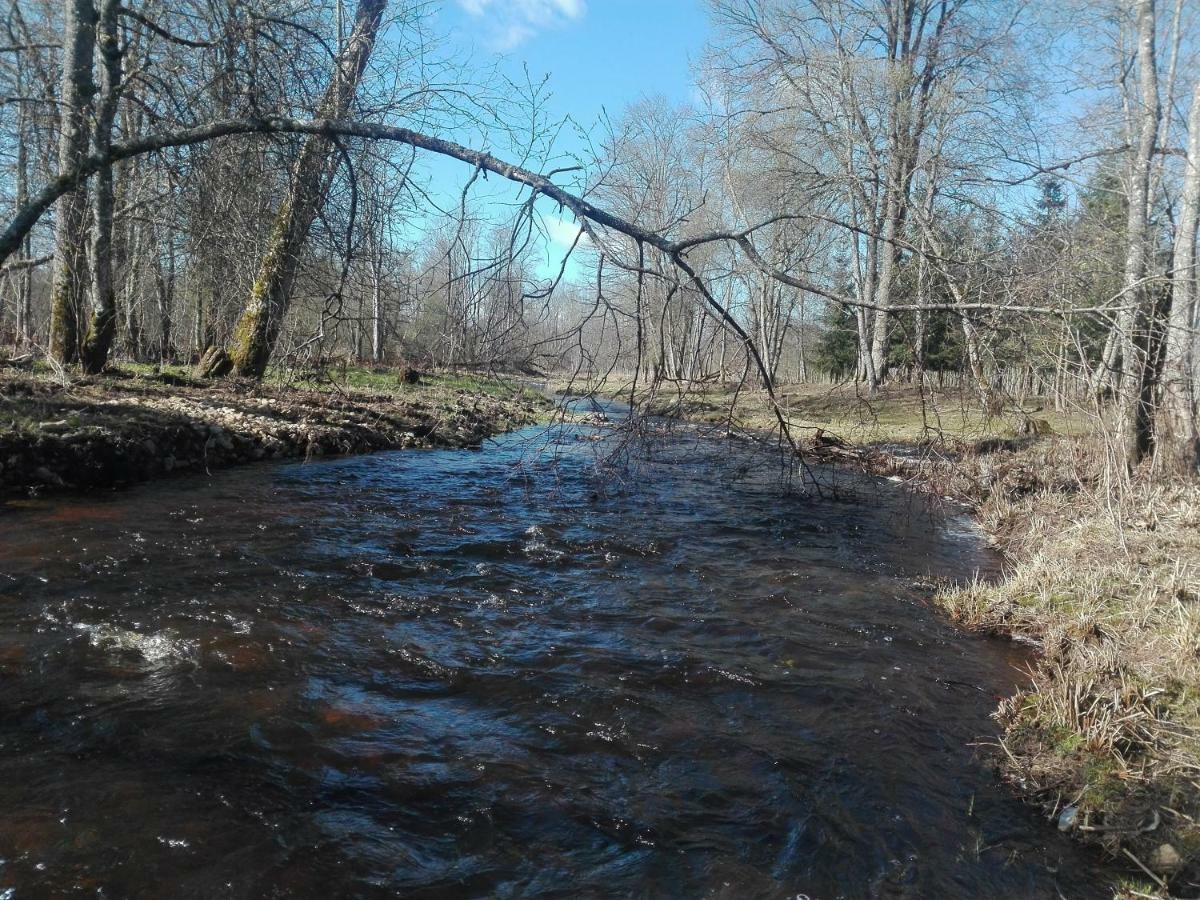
552;373;1088;444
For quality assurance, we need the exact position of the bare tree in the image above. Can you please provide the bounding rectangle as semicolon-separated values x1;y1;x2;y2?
1158;81;1200;473
79;0;121;373
197;0;386;378
48;0;98;364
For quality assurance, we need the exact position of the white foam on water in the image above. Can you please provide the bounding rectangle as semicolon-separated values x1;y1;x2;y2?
75;623;197;667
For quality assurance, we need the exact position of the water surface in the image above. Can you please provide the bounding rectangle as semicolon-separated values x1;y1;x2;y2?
0;412;1112;897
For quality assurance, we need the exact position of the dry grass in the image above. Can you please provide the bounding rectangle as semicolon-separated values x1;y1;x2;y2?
936;444;1200;889
551;374;1087;446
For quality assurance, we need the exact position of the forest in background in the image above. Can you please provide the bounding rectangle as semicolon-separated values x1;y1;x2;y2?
1;0;1198;475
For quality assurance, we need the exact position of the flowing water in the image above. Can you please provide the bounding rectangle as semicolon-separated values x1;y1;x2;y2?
0;405;1114;898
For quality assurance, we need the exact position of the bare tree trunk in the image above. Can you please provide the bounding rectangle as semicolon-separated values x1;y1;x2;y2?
914;298;927;383
49;0;98;365
960;311;989;408
1148;0;1184;210
371;251;383;363
912;169;938;384
869;172;904;390
155;227;175;362
1157;81;1200;474
120;220;145;359
354;287;364;361
204;0;386;379
80;0;122;374
1093;324;1119;395
1115;0;1161;468
868;0;947;392
192;292;205;358
845;188;878;385
796;295;808;381
15;96;32;347
854;233;878;385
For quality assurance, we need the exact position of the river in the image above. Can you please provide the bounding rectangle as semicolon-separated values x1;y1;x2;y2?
0;403;1113;897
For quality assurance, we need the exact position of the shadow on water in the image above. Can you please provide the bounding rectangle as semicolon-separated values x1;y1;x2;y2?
0;408;1120;898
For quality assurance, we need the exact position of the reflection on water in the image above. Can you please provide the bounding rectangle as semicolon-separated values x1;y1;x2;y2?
0;411;1114;897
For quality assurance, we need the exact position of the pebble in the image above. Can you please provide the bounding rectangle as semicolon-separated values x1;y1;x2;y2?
1150;842;1183;873
1056;805;1077;831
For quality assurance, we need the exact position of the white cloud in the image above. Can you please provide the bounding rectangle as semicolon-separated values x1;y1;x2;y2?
544;215;591;252
456;0;586;50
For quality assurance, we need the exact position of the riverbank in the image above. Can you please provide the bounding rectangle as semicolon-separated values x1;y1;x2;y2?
0;367;549;497
570;376;1198;895
934;448;1200;896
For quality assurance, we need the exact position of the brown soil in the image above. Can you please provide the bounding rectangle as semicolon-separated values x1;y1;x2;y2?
0;370;546;496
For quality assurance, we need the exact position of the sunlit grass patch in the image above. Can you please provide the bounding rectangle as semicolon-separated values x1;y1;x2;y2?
550;373;1088;446
936;467;1200;883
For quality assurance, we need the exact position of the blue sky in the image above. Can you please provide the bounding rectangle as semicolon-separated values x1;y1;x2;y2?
440;0;709;133
405;1;711;276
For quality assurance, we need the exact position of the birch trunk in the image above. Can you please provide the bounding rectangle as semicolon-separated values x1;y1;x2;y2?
1157;81;1200;474
371;253;383;363
80;0;122;373
1115;0;1161;467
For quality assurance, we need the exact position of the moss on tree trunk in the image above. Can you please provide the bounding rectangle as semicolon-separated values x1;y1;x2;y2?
227;296;274;378
80;303;116;375
204;0;385;380
49;282;80;364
